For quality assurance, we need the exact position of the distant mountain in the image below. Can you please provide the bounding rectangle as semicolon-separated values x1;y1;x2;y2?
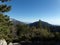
10;18;26;26
29;20;60;32
29;20;52;28
11;18;60;32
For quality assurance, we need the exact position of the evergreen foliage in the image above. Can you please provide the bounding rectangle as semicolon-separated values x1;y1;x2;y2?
0;0;13;43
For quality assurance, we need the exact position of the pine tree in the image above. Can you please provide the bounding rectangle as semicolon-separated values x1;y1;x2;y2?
0;0;13;42
0;0;11;13
0;0;11;2
38;20;42;28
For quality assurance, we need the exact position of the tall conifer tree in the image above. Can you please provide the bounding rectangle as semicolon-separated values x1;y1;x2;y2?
0;0;13;42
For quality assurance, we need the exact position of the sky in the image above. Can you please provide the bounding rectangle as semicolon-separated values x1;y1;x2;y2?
5;0;60;25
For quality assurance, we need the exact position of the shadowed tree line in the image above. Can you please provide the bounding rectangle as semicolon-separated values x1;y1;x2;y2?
15;22;60;42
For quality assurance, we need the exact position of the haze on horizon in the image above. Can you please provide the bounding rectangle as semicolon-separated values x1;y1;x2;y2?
7;0;60;25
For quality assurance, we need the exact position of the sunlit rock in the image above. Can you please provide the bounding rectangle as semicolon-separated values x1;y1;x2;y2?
9;42;13;45
0;39;7;45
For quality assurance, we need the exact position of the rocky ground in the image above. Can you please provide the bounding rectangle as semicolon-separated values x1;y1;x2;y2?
0;39;60;45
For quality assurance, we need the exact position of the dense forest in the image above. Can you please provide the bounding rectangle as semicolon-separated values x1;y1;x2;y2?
0;0;60;45
12;19;60;41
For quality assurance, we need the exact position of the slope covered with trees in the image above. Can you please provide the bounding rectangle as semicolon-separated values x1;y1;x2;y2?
11;19;60;42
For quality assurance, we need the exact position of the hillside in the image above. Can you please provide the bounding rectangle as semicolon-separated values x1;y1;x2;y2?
29;20;60;32
11;19;60;32
11;18;26;25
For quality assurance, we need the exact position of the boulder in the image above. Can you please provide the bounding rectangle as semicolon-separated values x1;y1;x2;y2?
9;42;13;45
0;39;7;45
9;42;21;45
13;43;20;45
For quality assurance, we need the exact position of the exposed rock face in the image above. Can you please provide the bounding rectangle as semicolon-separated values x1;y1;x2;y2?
9;42;20;45
9;42;13;45
13;43;20;45
0;39;7;45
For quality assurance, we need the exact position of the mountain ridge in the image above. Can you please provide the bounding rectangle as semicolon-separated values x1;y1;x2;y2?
11;18;60;26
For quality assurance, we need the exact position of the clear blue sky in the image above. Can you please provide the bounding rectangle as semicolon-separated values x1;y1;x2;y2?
7;0;60;25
